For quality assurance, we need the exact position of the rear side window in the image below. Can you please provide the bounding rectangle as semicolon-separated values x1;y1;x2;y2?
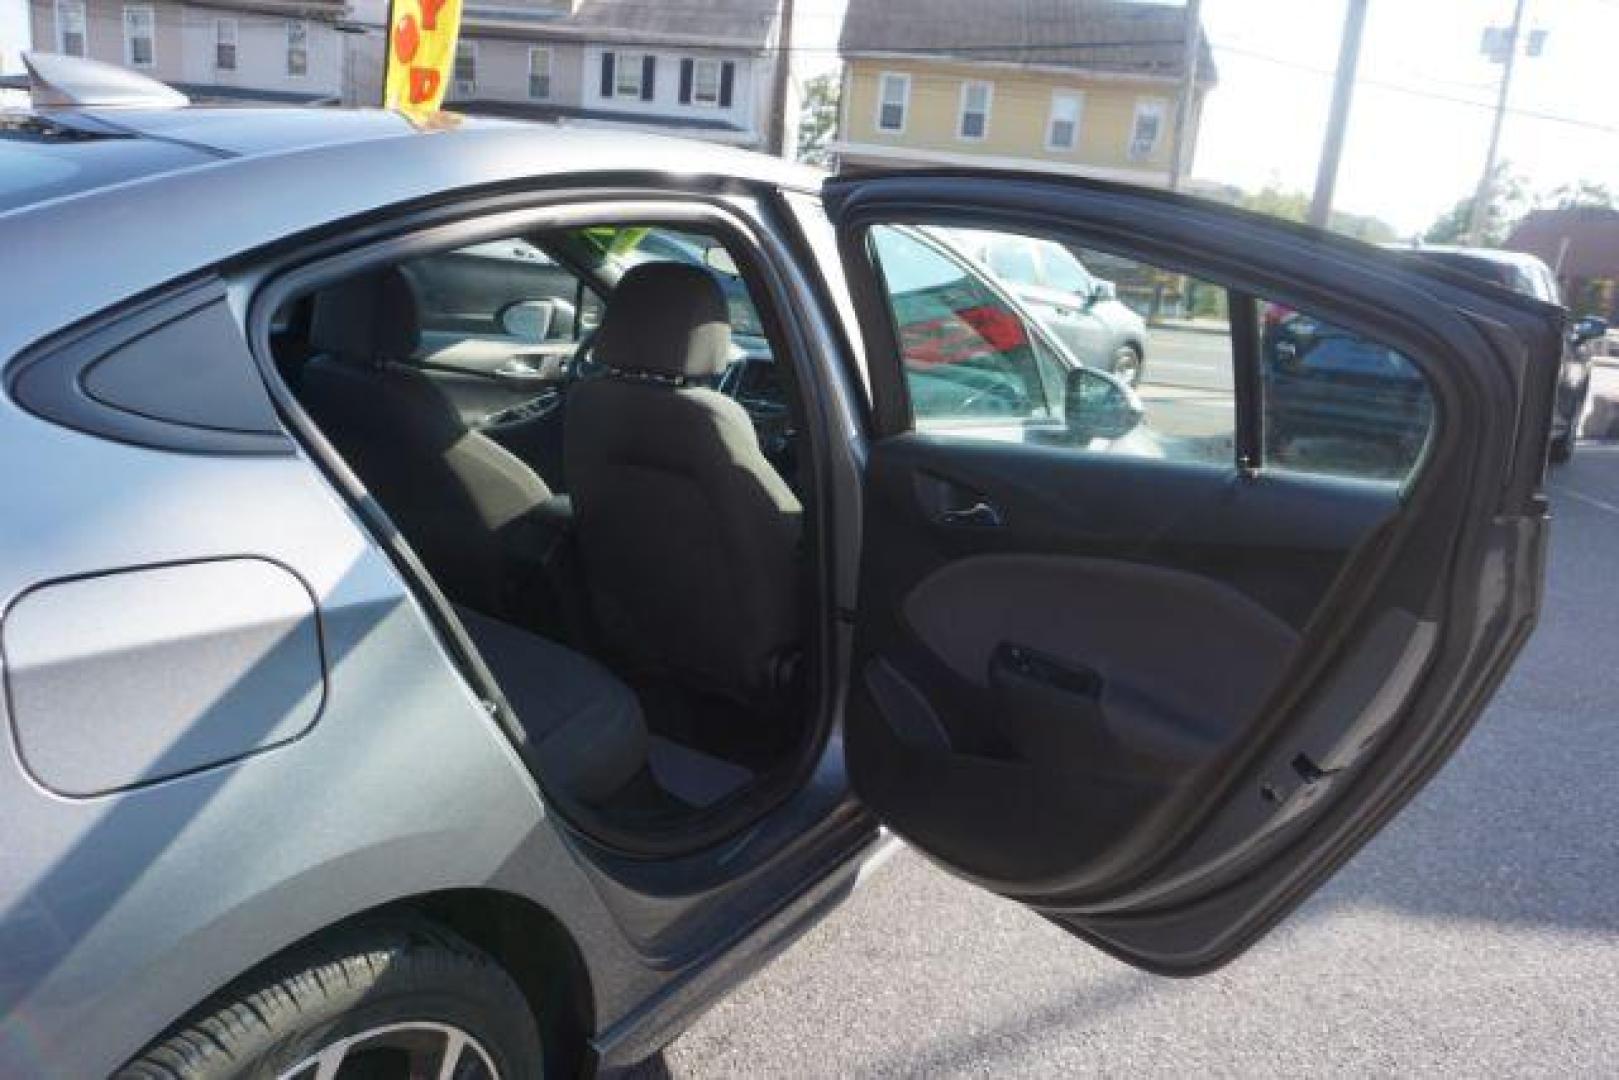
866;222;1436;482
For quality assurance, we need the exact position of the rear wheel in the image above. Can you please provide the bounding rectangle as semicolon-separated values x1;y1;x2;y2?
117;920;543;1080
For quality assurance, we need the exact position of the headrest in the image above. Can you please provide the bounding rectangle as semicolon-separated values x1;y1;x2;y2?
593;262;732;380
309;267;420;363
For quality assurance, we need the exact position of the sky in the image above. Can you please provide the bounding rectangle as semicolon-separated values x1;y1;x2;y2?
796;0;1619;235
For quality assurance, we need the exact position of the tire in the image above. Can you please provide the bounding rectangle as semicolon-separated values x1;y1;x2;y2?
118;920;543;1080
1112;344;1144;388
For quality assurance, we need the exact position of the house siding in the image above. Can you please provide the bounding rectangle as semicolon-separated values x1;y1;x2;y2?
838;57;1197;181
30;0;341;96
444;36;584;107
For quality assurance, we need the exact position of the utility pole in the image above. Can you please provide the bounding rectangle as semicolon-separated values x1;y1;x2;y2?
1308;0;1369;228
1167;0;1203;190
766;0;795;158
1467;0;1529;245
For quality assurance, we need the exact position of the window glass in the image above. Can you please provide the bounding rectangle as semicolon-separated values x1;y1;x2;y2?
1129;99;1166;160
124;5;154;67
983;238;1041;288
286;20;308;78
452;39;474;93
1038;244;1093;295
528;47;551;99
959;81;991;139
58;0;86;56
692;58;722;106
871;225;1052;427
1260;303;1432;480
878;73;908;132
1047;92;1080;150
870;225;1234;461
868;225;1435;479
615;52;645;98
215;19;237;71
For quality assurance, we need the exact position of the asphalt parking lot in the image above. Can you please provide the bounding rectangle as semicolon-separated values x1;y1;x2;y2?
654;410;1619;1076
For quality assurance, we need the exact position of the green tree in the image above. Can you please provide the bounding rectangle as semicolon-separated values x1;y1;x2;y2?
796;72;841;168
1424;162;1530;246
1237;183;1396;243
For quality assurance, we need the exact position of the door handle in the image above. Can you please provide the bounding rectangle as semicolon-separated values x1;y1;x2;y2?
939;501;1004;528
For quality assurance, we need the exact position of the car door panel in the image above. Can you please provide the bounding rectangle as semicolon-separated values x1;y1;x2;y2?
826;173;1563;971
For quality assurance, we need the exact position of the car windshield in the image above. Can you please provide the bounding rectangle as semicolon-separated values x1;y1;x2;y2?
573;226;767;339
1039;244;1094;295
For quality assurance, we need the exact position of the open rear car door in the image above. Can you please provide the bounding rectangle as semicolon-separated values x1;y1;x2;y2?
824;173;1565;972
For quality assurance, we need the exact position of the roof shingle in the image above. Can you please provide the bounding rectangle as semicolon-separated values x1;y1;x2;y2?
839;0;1215;83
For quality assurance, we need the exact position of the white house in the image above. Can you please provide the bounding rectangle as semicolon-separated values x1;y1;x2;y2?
446;0;789;152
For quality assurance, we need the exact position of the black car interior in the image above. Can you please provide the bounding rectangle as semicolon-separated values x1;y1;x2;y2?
274;225;811;837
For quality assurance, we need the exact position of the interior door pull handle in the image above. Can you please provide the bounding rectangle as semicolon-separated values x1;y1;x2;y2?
939;502;1004;527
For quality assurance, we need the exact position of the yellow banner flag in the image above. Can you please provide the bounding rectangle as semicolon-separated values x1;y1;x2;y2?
383;0;464;115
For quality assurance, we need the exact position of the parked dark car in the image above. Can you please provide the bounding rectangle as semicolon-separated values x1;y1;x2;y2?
1395;245;1605;463
0;53;1567;1080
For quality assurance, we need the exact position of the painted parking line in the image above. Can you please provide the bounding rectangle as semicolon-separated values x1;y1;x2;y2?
1553;484;1619;515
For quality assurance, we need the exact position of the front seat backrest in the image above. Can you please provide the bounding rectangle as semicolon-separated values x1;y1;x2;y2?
565;262;802;705
301;268;554;614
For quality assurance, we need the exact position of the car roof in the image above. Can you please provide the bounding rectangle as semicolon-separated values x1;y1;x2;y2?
0;104;823;371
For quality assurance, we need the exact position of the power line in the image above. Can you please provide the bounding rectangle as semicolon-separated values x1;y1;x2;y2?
1212;41;1619;136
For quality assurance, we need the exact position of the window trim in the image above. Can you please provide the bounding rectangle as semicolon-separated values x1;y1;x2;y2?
56;0;86;57
214;17;238;73
122;4;155;69
285;18;309;79
1045;91;1083;152
875;71;910;134
956;79;993;142
452;38;476;95
1128;97;1169;161
527;45;552;99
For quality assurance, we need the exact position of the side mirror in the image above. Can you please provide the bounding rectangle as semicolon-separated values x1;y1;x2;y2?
1065;366;1144;441
1085;279;1117;308
498;299;555;343
1571;315;1609;345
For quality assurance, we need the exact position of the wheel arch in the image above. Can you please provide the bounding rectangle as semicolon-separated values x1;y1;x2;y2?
123;889;596;1079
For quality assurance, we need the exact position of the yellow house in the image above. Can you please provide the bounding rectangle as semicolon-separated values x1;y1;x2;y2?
833;0;1216;186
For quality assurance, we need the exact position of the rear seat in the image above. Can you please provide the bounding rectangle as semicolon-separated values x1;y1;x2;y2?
456;607;648;804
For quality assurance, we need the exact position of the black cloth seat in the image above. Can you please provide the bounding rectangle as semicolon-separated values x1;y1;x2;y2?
300;268;558;616
564;263;803;707
457;606;648;804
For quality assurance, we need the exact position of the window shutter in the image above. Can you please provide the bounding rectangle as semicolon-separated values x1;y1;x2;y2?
641;54;656;100
600;52;615;97
719;61;735;107
679;58;694;104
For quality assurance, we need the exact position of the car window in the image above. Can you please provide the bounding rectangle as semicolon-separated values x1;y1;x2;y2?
574;226;769;342
402;237;586;343
1260;304;1432;480
869;225;1434;480
982;238;1043;289
871;224;1053;427
1037;243;1094;296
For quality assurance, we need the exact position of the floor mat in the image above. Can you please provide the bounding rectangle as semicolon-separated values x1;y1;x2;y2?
647;736;755;808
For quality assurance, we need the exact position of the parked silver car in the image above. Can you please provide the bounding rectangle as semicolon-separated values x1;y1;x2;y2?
939;227;1150;385
0;53;1568;1080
